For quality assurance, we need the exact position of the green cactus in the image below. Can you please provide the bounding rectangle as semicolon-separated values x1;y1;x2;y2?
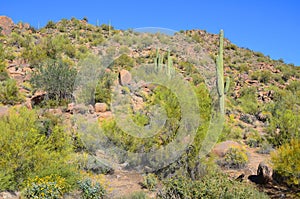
154;48;174;78
216;29;230;115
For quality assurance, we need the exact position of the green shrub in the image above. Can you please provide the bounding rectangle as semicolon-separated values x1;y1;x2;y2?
0;62;9;81
0;78;23;105
142;174;158;191
121;191;149;199
0;107;78;191
78;178;106;199
223;146;248;169
246;130;262;148
30;59;77;102
238;87;259;115
157;172;268;199
271;139;300;187
23;175;69;199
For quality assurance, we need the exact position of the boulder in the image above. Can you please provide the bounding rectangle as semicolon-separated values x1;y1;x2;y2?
248;162;272;184
95;103;107;113
212;140;241;157
0;16;14;35
119;69;132;86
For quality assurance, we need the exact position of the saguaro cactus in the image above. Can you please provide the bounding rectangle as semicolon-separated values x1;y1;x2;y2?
216;29;229;115
154;49;174;78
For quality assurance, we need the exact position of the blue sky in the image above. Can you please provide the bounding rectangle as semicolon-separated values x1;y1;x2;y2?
1;0;299;66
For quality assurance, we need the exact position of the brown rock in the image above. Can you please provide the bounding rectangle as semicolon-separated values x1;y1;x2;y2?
31;92;46;106
0;106;9;118
212;140;241;157
248;162;272;184
24;99;32;110
0;16;14;35
67;102;75;113
98;111;113;119
88;104;95;114
95;103;107;113
47;108;63;115
119;69;132;86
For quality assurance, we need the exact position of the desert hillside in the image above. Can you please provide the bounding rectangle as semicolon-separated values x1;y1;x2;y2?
0;16;299;199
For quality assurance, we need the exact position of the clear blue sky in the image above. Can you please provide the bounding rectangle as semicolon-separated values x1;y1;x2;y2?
1;0;299;66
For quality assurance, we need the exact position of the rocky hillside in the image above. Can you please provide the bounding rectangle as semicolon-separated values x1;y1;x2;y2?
0;16;299;198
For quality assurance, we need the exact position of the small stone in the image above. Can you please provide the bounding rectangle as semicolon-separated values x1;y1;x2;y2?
95;103;108;113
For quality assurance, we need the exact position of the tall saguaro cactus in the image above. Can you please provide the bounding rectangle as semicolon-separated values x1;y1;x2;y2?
216;29;229;115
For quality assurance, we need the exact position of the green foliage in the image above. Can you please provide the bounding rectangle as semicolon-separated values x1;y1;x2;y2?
251;70;272;83
246;130;263;148
95;70;116;105
238;86;259;115
121;191;149;199
78;178;106;199
23;175;69;199
271;139;300;187
223;146;249;169
30;59;77;102
142;174;158;191
45;20;56;29
0;107;78;191
157;172;268;199
0;78;23;105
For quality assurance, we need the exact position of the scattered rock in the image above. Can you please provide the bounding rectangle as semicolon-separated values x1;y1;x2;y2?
0;106;9;118
95;103;108;113
47;108;63;115
88;104;95;114
73;103;89;114
0;16;14;35
0;191;20;199
24;99;32;110
98;111;113;119
248;162;272;184
212;140;242;157
31;92;46;106
67;102;75;113
119;69;132;86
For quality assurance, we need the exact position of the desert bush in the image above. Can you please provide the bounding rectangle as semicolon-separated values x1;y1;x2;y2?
157;172;268;199
142;174;158;191
0;78;23;105
246;130;262;148
238;86;259;115
257;142;274;154
271;139;300;187
78;178;106;199
45;20;56;29
23;175;69;199
0;107;78;191
121;191;149;199
30;59;77;102
223;146;248;169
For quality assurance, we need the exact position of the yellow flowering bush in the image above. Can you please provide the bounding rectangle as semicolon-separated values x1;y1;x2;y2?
23;175;69;199
271;139;300;187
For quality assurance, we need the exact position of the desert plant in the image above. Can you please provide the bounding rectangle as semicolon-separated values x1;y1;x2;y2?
216;30;230;115
223;146;249;169
23;175;69;199
157;172;268;199
0;107;78;191
78;178;106;199
30;59;77;102
271;139;300;187
0;78;23;105
142;174;158;191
